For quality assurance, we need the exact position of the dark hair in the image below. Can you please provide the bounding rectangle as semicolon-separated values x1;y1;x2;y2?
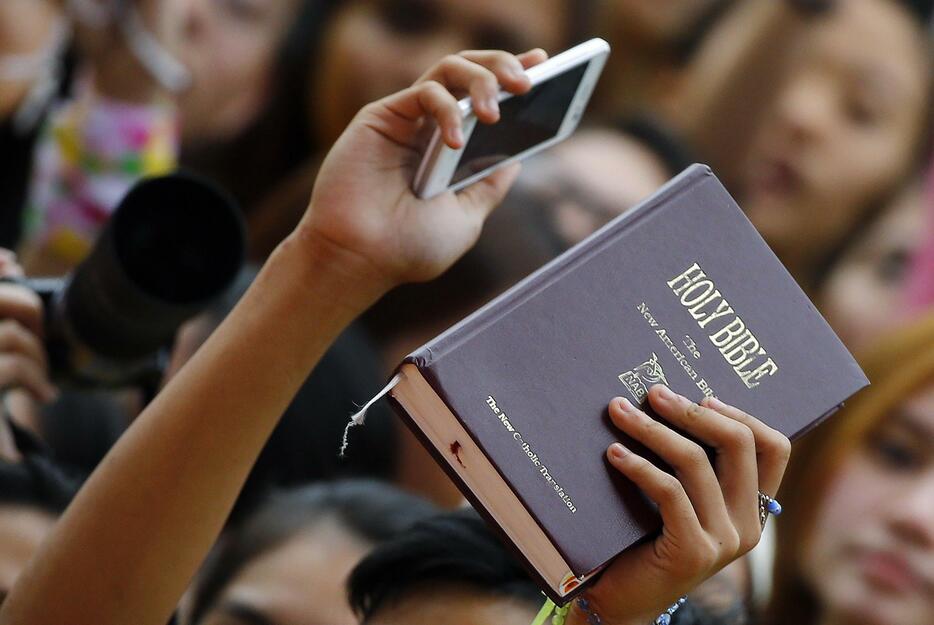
564;0;601;47
348;507;745;625
362;194;565;345
37;390;132;477
0;43;77;249
0;421;79;515
897;0;933;24
347;508;542;621
362;247;506;345
671;0;738;65
189;480;438;624
615;115;697;177
234;322;399;517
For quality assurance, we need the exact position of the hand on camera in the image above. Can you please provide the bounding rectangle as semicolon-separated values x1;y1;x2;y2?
298;48;548;294
571;386;791;625
0;250;57;406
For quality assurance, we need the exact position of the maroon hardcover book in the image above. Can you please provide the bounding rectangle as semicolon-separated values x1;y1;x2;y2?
388;164;868;602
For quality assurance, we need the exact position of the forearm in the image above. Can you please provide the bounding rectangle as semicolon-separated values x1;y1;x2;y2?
0;229;386;625
1;46;533;625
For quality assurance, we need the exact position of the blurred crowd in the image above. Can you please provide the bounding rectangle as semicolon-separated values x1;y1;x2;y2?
0;1;932;625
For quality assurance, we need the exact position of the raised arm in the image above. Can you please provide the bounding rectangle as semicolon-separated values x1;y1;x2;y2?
0;48;547;625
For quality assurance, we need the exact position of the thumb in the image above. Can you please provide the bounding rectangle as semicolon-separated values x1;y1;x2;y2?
457;163;522;220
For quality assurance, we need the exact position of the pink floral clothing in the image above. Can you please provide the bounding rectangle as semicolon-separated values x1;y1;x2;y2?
19;83;178;273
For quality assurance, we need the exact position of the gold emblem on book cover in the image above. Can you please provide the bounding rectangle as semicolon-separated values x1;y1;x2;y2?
618;352;669;403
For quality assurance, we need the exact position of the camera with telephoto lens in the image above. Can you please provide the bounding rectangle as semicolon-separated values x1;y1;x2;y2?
18;173;245;388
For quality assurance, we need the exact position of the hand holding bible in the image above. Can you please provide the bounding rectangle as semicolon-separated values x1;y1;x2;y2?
298;48;547;295
573;386;791;625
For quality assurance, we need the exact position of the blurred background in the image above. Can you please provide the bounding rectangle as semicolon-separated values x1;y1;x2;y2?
0;1;931;624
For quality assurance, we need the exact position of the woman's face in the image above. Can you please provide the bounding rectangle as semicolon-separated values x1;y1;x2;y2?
802;385;934;625
310;0;568;145
197;520;370;625
742;0;929;280
818;183;925;350
179;0;300;142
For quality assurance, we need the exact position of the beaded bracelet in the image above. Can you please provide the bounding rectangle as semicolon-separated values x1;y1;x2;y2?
531;595;687;625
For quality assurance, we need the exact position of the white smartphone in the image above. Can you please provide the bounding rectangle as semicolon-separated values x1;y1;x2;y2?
412;38;611;199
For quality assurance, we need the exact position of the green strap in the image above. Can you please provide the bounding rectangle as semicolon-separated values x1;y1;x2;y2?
531;598;556;625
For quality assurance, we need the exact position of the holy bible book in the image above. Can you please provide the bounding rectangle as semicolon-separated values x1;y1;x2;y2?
387;164;868;603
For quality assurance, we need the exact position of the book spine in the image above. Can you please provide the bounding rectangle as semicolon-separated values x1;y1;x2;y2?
408;164;713;366
387;393;589;605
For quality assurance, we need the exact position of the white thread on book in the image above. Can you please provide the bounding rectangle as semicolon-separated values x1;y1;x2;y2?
339;373;402;457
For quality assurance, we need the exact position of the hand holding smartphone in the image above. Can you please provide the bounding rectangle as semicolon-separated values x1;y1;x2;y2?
413;38;610;199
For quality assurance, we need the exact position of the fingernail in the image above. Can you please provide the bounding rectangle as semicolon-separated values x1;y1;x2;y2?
608;442;629;461
485;97;499;115
707;396;726;410
655;384;675;401
616;397;635;412
451;126;464;145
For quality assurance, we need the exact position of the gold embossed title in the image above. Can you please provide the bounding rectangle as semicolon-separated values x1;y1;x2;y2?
667;263;778;389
